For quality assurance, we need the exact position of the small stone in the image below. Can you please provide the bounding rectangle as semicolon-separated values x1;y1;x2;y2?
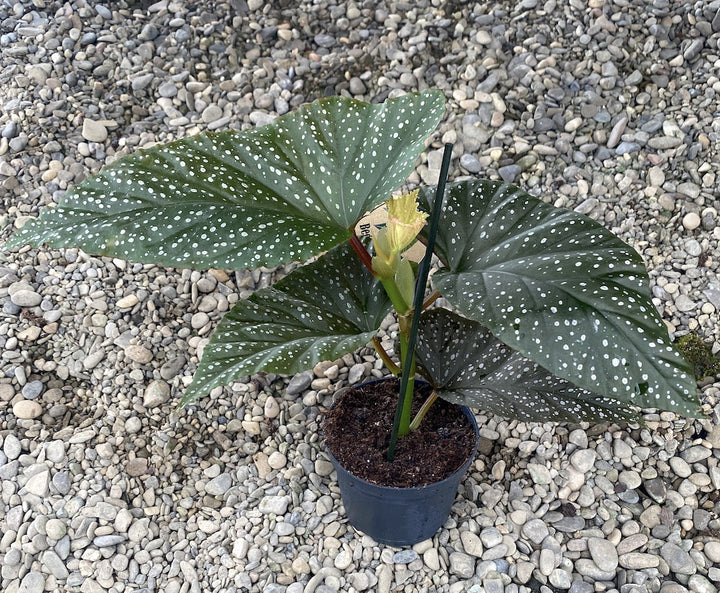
126;458;148;477
52;472;71;494
644;477;667;502
26;469;50;497
521;518;549;545
125;344;153;363
680;445;711;463
116;294;139;308
206;473;233;496
13;400;42;419
191;312;210;329
82;119;108;142
202;105;223;123
498;164;521;182
335;549;354;570
661;542;696;575
675;295;696;312
10;289;42;307
527;463;552;484
259;495;290;515
348;363;366;384
479;527;503;548
460;531;484;558
3;434;22;459
143;380;170;407
570;449;596;472
423;548;440;570
93;535;126;547
131;73;154;91
393;549;417;564
267;451;287;469
21;380;43;400
42;550;69;579
648;166;665;187
45;519;67;539
264;396;280;418
619;552;660;569
287;371;313;395
704;541;720;563
449;551;475;578
588;537;619;572
18;571;45;593
682;213;701;230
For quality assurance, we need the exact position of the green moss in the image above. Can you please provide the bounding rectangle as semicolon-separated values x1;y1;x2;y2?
676;333;720;380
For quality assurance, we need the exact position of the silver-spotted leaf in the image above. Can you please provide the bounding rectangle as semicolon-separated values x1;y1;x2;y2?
179;242;391;406
416;309;639;422
9;91;445;270
420;180;700;418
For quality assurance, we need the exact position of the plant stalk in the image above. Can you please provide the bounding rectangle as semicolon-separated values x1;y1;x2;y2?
387;142;453;461
409;390;438;431
372;336;401;375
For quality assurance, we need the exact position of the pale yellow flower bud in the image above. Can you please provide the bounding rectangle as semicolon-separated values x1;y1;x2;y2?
386;189;428;254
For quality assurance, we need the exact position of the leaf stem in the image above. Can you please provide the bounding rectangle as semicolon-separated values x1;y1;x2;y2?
372;336;401;375
422;291;441;311
409;390;438;431
350;234;374;273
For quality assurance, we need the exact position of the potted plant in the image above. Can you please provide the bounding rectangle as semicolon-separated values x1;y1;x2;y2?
5;90;701;545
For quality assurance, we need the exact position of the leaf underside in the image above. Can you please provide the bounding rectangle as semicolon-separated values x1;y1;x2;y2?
420;180;700;418
415;309;639;423
180;242;391;406
9;91;445;271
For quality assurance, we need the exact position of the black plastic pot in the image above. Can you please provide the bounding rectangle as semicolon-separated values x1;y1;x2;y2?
325;383;479;547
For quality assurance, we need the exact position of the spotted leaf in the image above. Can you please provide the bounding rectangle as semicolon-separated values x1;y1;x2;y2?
416;309;639;422
8;91;445;270
420;180;700;417
179;242;391;406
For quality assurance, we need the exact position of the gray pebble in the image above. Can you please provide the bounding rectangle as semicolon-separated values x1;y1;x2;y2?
393;550;417;564
143;379;170;407
10;289;42;307
205;473;233;496
287;371;313;395
21;380;43;400
93;535;127;547
661;542;696;575
18;571;45;593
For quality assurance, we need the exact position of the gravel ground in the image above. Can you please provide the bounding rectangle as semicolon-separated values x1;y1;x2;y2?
2;1;720;592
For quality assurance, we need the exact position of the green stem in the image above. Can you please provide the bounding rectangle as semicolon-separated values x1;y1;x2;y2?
397;333;416;437
379;277;410;315
372;336;401;375
409;390;437;431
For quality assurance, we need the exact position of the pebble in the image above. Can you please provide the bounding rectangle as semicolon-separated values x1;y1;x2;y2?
661;542;696;575
13;400;42;419
449;552;475;578
82;119;108;142
259;495;290;515
18;571;44;593
683;213;701;230
205;473;232;496
587;537;619;572
125;344;153;363
143;379;171;407
10;289;42;307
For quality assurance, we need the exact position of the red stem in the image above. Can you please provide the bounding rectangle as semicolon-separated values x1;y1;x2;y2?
350;234;374;274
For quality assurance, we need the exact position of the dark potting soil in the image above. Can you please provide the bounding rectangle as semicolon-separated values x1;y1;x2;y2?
323;378;477;488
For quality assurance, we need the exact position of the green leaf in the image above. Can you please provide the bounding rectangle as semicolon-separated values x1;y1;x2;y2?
416;309;639;423
8;91;445;270
420;180;700;417
179;242;391;406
